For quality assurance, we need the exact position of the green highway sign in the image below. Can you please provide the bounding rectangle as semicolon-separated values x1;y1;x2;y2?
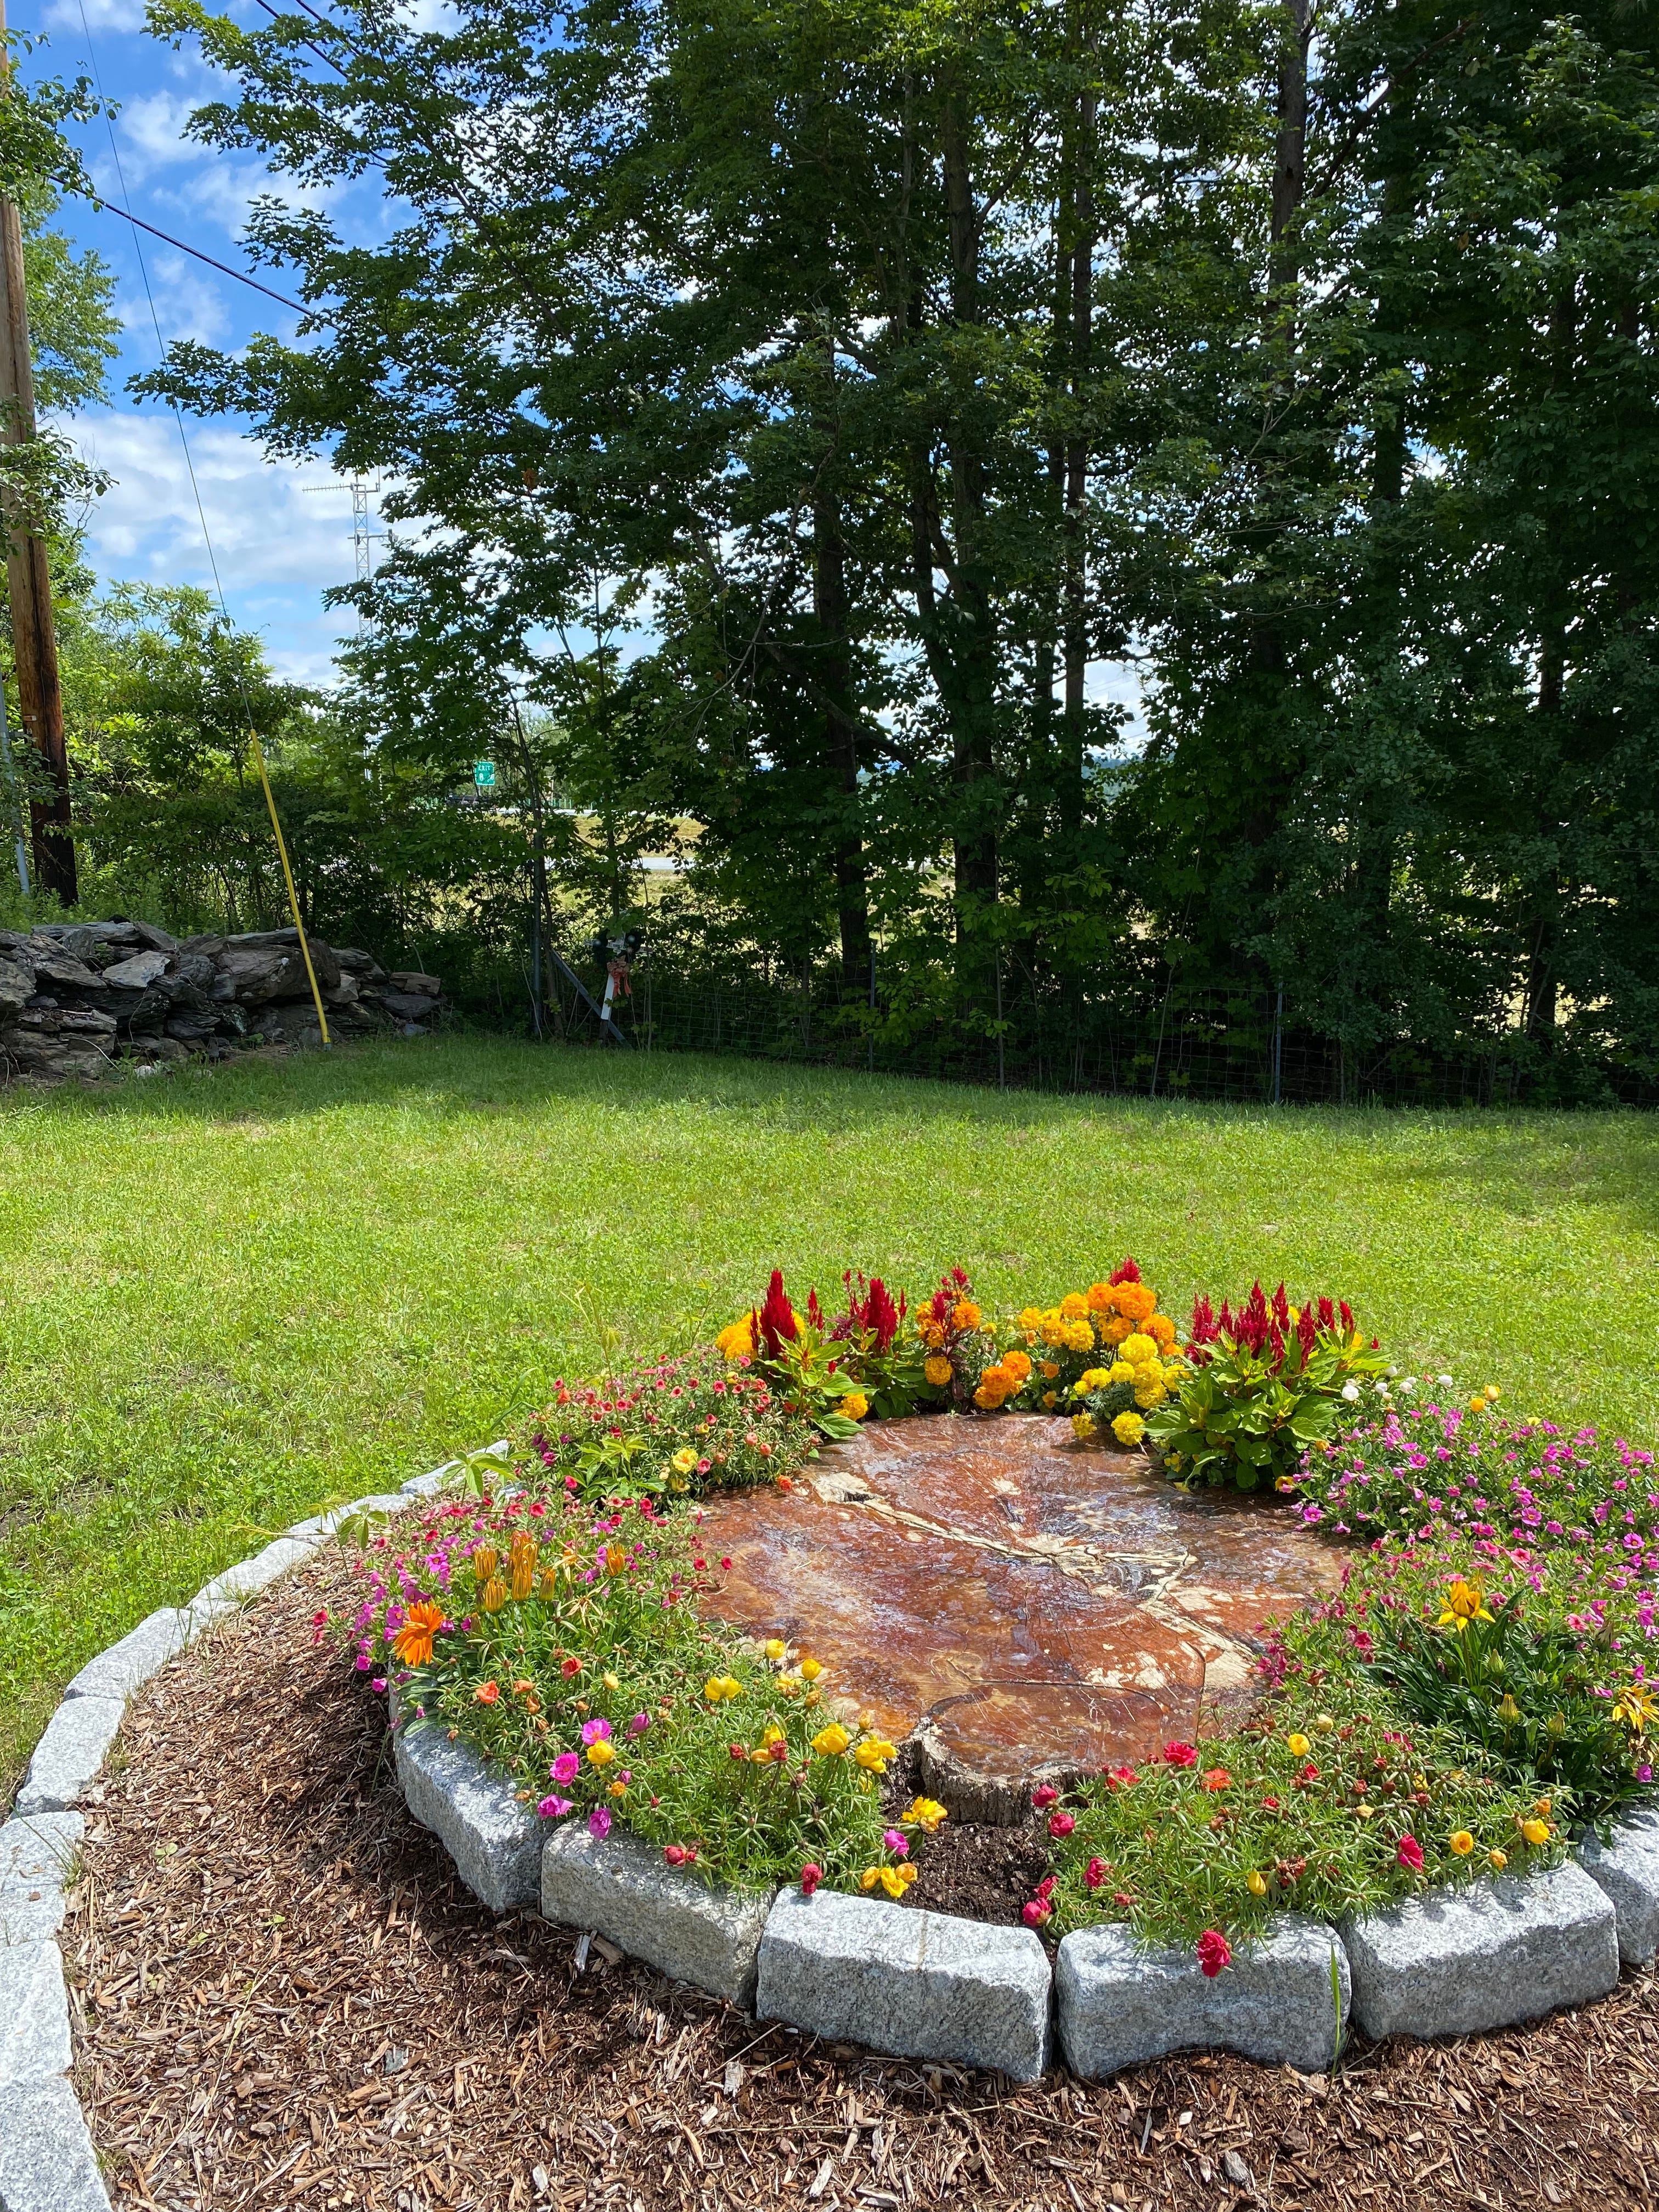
473;760;496;790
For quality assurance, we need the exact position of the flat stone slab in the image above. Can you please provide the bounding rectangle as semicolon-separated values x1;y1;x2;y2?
63;1609;189;1703
0;2075;113;2212
395;1720;543;1912
1341;1863;1620;2040
696;1417;1347;1807
196;1533;320;1607
15;1699;125;1816
756;1889;1051;2081
1577;1809;1659;1965
1055;1914;1348;2077
0;1815;84;1947
542;1826;775;2008
0;1943;71;2087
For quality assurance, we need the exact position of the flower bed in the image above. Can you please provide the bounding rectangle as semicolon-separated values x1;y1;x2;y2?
346;1257;1659;1984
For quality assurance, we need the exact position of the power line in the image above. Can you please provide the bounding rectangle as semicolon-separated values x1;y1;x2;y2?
82;194;309;314
72;0;332;1046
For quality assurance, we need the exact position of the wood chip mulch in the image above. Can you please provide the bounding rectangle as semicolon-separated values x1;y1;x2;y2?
63;1550;1659;2212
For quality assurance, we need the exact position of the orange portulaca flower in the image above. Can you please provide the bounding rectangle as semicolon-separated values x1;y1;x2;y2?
391;1600;445;1668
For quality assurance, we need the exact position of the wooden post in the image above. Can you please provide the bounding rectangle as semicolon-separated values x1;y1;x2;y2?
0;0;75;906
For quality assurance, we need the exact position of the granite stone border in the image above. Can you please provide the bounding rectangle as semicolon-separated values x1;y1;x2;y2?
9;1441;1659;2212
0;1444;500;2212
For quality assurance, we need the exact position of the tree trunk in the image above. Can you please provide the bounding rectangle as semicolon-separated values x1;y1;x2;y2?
811;488;871;986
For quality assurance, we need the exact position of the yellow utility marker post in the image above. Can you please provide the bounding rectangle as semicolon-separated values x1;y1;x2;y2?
247;725;330;1048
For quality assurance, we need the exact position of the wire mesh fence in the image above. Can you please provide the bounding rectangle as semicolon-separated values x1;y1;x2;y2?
544;958;1656;1110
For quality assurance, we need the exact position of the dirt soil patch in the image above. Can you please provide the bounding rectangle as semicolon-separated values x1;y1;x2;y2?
64;1551;1659;2211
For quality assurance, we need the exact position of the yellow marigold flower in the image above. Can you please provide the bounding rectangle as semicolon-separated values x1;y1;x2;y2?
1062;1320;1094;1352
1133;1378;1168;1410
1286;1733;1312;1757
715;1316;757;1359
812;1722;851;1758
1449;1830;1475;1856
1071;1412;1097;1441
764;1639;787;1661
1102;1316;1133;1346
1119;1333;1158;1367
1520;1817;1551;1847
587;1739;615;1768
1489;1848;1508;1870
842;1391;870;1420
1438;1577;1494;1633
800;1658;823;1682
1060;1291;1091;1321
1246;1870;1268;1898
951;1300;981;1331
1002;1349;1032;1383
903;1796;949;1833
672;1447;698;1474
924;1355;953;1387
1040;1315;1068;1346
1111;1410;1146;1446
1017;1306;1046;1332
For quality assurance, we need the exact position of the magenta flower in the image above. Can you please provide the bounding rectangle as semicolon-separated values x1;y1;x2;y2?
628;1712;651;1735
581;1717;612;1746
551;1751;580;1784
588;1806;612;1840
537;1795;573;1819
882;1829;909;1855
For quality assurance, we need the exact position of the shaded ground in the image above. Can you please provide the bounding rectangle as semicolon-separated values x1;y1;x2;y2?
64;1555;1659;2211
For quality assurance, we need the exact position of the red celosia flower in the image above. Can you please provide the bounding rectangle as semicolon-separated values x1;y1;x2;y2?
800;1864;822;1896
1397;1834;1424;1874
1109;1257;1141;1285
1163;1742;1198;1768
1032;1784;1060;1810
757;1270;799;1359
1048;1812;1076;1838
1196;1929;1232;1978
1296;1303;1318;1363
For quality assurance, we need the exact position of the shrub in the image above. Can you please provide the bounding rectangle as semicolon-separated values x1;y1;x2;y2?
1146;1282;1390;1491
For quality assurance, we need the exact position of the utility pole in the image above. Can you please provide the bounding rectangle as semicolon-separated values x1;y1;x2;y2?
0;0;75;905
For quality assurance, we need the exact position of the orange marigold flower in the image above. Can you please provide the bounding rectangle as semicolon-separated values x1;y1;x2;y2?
1085;1283;1116;1313
1002;1349;1033;1383
391;1600;445;1668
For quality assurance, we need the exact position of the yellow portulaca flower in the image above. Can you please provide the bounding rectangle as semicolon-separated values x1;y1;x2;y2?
1489;1848;1508;1870
800;1657;823;1683
704;1674;742;1703
764;1638;787;1662
587;1739;615;1768
1286;1732;1312;1757
902;1796;949;1833
811;1722;851;1758
1246;1870;1268;1898
854;1736;898;1773
1520;1816;1551;1847
672;1447;698;1474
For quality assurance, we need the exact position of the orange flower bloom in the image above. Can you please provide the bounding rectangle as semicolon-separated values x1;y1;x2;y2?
474;1680;500;1705
1200;1767;1232;1792
391;1600;445;1668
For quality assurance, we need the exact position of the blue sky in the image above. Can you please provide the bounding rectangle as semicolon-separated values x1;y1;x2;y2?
21;0;381;681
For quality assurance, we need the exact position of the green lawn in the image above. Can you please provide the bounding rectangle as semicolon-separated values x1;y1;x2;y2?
4;1036;1658;1793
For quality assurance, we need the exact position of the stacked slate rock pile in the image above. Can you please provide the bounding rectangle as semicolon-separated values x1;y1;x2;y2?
0;917;448;1083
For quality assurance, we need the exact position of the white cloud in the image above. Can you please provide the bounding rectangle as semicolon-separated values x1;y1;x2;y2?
112;247;238;357
57;407;362;679
42;0;148;30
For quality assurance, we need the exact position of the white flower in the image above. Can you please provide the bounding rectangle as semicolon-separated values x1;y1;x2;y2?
1436;1373;1453;1386
1374;1378;1390;1395
1341;1381;1361;1402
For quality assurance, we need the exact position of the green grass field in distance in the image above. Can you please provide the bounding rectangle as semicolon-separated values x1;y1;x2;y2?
2;1035;1657;1795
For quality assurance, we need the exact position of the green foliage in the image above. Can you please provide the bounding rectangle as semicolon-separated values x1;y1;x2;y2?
1043;1681;1555;1950
357;1494;894;1892
1149;1305;1391;1491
